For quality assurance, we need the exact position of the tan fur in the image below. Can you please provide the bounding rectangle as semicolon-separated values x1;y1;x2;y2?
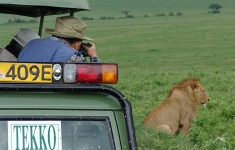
143;77;210;134
154;125;171;134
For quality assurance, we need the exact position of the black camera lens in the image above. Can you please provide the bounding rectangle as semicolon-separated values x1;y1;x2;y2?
79;43;91;57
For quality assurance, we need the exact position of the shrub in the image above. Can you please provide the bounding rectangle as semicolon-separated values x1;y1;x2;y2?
13;19;26;23
100;16;107;20
28;20;36;23
176;11;183;16
127;15;134;18
144;14;148;17
81;16;93;20
212;10;220;14
100;16;115;20
169;12;174;16
108;16;115;19
6;18;37;24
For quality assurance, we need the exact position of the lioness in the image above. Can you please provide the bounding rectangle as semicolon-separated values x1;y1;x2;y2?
143;77;210;134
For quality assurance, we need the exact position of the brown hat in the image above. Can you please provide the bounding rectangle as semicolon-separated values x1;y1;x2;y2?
45;16;93;41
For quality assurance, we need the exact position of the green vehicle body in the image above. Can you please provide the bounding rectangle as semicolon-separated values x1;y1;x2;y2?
0;84;137;149
0;0;137;149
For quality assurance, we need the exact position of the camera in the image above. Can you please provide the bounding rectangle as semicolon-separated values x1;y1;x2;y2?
79;43;92;57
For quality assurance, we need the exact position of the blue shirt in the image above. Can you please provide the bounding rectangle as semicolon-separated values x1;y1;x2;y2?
18;37;100;62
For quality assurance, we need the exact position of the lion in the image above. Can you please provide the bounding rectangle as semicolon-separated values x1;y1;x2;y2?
143;77;210;134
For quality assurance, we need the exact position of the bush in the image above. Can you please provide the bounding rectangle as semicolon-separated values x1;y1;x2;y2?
169;12;174;16
100;16;115;20
7;18;37;24
144;14;148;17
13;19;26;23
100;16;107;20
109;16;115;19
212;10;220;14
81;16;93;20
127;14;134;18
176;11;183;16
28;20;36;23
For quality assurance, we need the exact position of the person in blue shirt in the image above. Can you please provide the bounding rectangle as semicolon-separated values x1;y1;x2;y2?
18;16;100;62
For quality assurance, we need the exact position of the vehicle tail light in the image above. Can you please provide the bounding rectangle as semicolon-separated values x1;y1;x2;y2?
64;63;118;84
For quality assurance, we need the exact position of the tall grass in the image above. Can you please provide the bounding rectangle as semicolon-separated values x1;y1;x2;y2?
0;4;235;149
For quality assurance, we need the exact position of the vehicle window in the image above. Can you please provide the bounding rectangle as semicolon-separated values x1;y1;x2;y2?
0;118;114;150
62;121;113;150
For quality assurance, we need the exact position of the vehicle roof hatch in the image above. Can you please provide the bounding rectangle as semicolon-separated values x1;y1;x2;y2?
0;0;90;36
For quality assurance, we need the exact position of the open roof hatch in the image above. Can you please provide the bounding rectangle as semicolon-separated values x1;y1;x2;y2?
0;0;90;36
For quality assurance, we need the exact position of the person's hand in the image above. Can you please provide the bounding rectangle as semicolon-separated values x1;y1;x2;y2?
82;43;98;58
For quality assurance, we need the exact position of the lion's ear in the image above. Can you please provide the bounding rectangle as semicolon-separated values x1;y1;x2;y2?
192;82;199;90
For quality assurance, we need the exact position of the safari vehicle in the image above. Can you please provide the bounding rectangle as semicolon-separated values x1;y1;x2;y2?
0;1;137;150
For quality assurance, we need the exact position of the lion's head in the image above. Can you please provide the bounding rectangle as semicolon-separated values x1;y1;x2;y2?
170;77;210;106
193;82;210;106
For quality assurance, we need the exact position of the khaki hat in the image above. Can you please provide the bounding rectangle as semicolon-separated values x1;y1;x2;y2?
45;16;93;41
12;28;40;47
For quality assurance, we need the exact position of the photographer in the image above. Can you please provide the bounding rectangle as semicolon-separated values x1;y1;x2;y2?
18;16;100;62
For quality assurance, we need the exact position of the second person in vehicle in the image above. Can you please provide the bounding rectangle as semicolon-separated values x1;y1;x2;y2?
0;28;40;61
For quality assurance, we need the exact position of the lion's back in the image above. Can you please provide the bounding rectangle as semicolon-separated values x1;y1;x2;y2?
143;99;181;130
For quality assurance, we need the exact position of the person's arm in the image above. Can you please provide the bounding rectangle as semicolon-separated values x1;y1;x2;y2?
68;42;101;62
82;43;101;62
90;56;101;62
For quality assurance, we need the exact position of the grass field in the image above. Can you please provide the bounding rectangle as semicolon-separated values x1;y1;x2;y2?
1;1;235;149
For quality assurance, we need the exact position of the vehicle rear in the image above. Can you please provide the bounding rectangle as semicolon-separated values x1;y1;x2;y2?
0;62;137;150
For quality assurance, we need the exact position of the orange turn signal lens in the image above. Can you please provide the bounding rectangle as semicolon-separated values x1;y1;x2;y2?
101;64;118;84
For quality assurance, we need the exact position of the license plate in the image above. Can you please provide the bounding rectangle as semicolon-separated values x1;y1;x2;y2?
0;63;52;83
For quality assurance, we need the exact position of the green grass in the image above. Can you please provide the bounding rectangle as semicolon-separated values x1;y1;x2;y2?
0;0;235;23
91;13;235;149
77;0;235;18
1;1;235;149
